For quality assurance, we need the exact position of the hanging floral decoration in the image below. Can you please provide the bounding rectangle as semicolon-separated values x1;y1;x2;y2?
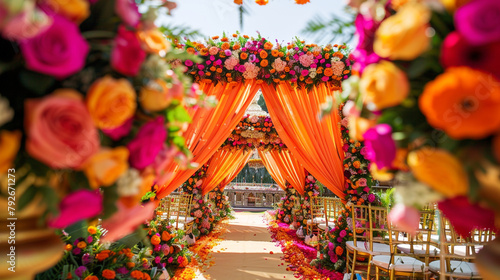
181;34;351;90
182;165;215;236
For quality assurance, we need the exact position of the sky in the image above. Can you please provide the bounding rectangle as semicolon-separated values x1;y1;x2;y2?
157;0;353;46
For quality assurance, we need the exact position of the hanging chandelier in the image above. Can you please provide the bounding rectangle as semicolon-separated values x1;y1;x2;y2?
248;158;264;169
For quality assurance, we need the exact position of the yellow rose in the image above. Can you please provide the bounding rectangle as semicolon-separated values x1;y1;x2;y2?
137;29;171;54
407;147;468;198
139;79;173;112
82;147;129;189
360;60;409;110
374;3;431;60
0;130;21;173
46;0;90;23
87;76;136;129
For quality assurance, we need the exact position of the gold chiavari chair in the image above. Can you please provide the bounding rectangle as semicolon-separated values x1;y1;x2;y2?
169;193;194;232
157;197;173;221
373;207;438;280
306;196;326;236
319;197;343;232
428;213;488;279
346;204;391;280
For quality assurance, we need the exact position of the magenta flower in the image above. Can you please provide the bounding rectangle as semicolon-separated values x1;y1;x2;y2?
185;60;193;67
388;203;420;235
116;267;129;274
127;117;167;169
111;25;146;76
362;124;396;169
82;253;92;265
72;248;81;255
75;266;87;277
115;0;140;27
48;190;102;229
20;14;89;79
351;14;382;73
102;117;133;141
455;0;500;45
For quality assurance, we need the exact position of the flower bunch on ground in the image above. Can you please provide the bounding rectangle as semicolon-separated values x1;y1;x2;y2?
209;186;234;222
144;219;193;277
36;226;153;280
267;217;343;280
182;165;215;236
221;114;287;151
182;34;351;89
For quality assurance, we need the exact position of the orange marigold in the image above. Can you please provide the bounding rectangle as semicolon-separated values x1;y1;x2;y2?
212;36;219;40
259;50;268;59
324;68;333;77
87;226;97;235
96;252;110;261
102;269;116;279
240;52;248;60
419;67;500;139
200;48;208;56
255;0;269;5
131;270;143;279
271;49;279;57
84;276;98;280
264;41;273;50
243;35;249;39
221;42;230;50
151;235;161;246
333;51;344;59
335;246;344;256
65;244;73;251
221;37;229;42
260;59;269;67
77;241;87;249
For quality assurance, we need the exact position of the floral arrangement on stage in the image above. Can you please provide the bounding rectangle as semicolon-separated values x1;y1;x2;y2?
221;114;287;152
182;165;215;237
0;0;204;248
36;225;154;280
340;0;500;242
274;183;301;225
182;34;351;89
209;186;233;221
144;218;193;277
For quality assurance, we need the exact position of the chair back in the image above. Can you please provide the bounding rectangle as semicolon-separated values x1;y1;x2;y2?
351;204;371;248
310;196;325;222
168;193;192;228
323;197;343;228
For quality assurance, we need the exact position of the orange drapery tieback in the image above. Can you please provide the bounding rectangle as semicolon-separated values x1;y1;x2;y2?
219;150;252;191
260;83;345;198
156;81;258;199
201;148;252;195
258;149;306;195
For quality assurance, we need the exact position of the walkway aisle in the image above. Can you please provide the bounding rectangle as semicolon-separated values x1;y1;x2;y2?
198;211;295;280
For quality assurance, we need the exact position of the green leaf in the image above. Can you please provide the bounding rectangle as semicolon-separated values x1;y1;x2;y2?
141;191;156;202
101;184;119;219
172;135;186;148
166;105;192;123
39;186;60;216
19;70;55;96
17;185;39;211
64;220;89;243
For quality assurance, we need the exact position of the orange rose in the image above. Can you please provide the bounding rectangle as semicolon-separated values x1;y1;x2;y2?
360;60;409;110
323;68;333;77
259;50;268;59
87;76;136;129
102;269;116;279
162;231;172;241
46;0;89;23
335;246;344;256
374;3;431;60
419;67;500;139
233;43;241;50
0;130;21;174
408;147;468;198
151;234;161;245
260;59;269;67
221;42;230;50
137;29;171;54
82;147;129;189
264;42;273;50
240;52;248;60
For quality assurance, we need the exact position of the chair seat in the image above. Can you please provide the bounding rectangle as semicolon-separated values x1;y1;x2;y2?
345;241;391;255
306;218;326;225
397;244;440;256
372;255;427;272
429;260;480;277
318;223;330;231
453;245;483;256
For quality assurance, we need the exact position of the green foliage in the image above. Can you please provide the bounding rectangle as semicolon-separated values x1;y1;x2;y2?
301;10;356;45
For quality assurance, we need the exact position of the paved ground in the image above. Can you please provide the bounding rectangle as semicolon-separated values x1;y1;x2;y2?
196;211;295;280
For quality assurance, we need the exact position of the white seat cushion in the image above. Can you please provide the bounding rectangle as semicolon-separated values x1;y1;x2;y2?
345;241;391;255
453;245;483;256
372;255;427;272
318;223;330;231
429;260;480;277
397;244;440;256
306;218;326;225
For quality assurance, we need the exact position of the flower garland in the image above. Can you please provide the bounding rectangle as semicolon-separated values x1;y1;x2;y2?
182;165;215;237
221;114;287;151
182;34;351;90
209;186;233;222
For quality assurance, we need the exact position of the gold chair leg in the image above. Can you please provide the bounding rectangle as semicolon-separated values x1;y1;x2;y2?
375;266;379;280
389;267;394;280
350;250;357;280
366;255;372;280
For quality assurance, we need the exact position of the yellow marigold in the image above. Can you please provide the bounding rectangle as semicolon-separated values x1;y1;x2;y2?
408;147;468;198
87;226;97;235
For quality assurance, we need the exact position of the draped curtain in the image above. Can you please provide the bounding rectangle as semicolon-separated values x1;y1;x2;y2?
260;83;345;199
218;150;252;191
201;148;252;195
156;81;258;199
258;149;306;195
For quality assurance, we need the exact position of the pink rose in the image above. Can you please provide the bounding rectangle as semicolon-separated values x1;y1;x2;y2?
25;91;100;169
48;190;102;229
127;117;167;169
115;0;140;27
299;53;314;67
101;201;156;242
209;46;219;56
102;118;133;141
332;61;345;76
388;203;420;235
1;6;52;41
19;14;89;79
111;25;146;76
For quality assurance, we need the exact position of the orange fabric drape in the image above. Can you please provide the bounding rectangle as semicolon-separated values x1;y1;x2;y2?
219;150;252;191
201;149;251;195
258;149;306;195
260;83;345;198
156;81;258;199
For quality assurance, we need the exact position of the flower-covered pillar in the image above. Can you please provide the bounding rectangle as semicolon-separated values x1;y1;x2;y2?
182;165;214;236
